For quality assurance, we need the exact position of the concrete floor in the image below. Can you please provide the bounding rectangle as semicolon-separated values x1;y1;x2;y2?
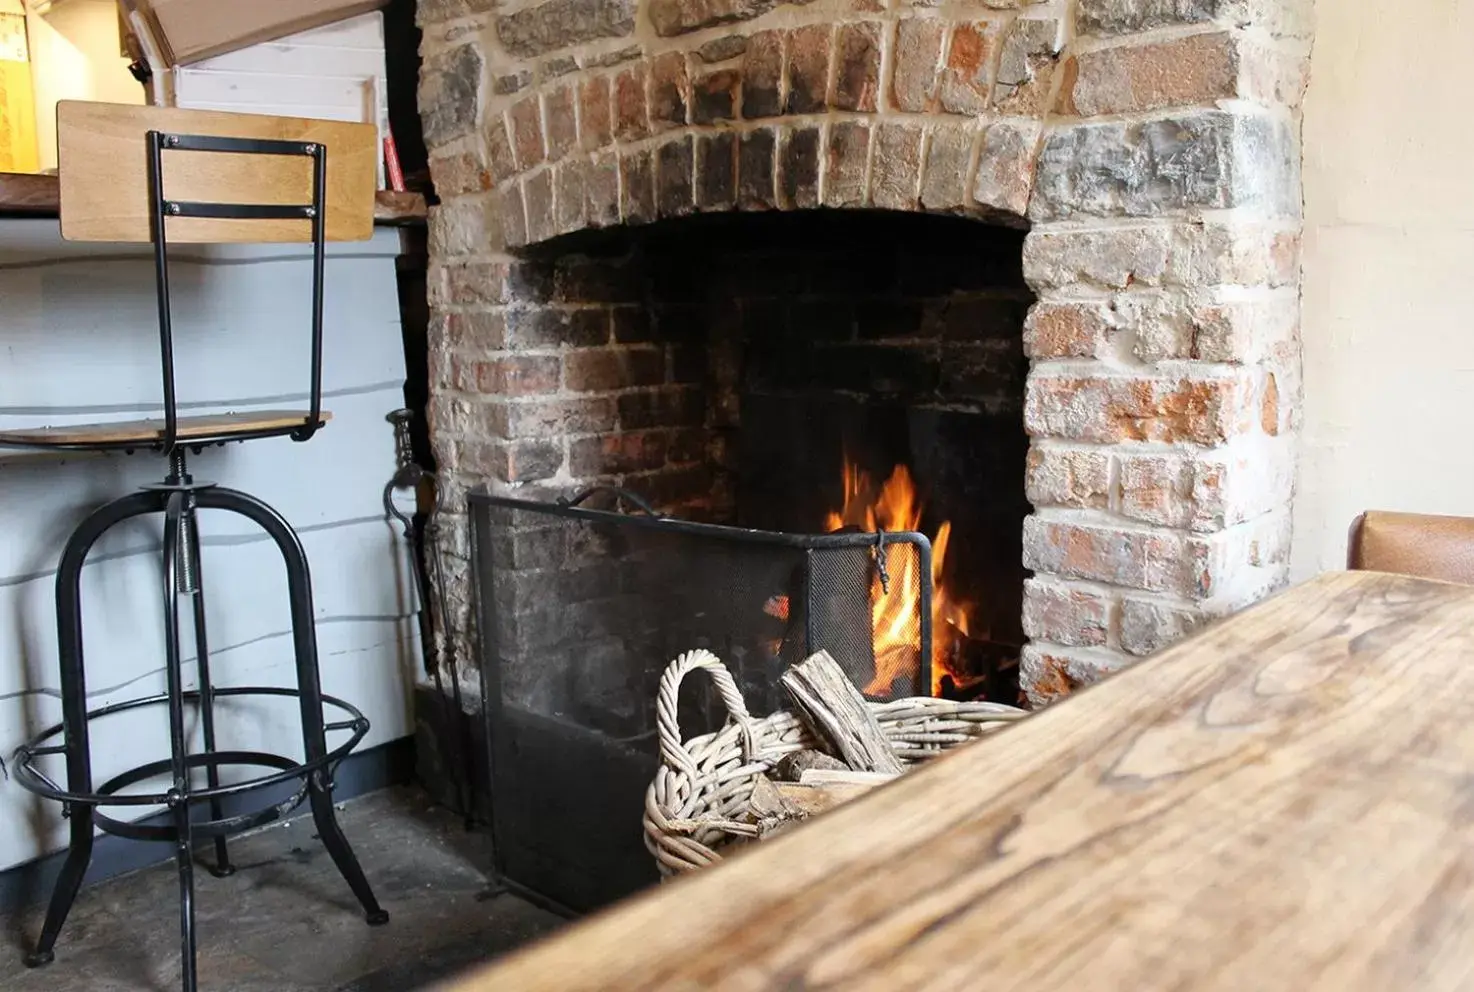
0;788;565;991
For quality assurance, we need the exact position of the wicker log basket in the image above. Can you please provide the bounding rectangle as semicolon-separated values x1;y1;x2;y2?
643;649;1029;878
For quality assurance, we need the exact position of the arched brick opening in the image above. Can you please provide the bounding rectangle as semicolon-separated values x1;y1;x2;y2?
417;0;1312;706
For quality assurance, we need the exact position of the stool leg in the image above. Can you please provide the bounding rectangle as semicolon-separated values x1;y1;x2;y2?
180;496;233;877
27;491;165;968
200;487;388;926
163;492;199;992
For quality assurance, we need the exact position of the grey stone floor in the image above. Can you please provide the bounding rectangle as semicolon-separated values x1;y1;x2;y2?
0;788;565;991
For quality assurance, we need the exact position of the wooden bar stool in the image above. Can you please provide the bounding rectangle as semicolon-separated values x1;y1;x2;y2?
6;102;387;991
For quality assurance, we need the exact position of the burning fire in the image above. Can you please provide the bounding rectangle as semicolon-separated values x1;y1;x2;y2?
824;460;970;696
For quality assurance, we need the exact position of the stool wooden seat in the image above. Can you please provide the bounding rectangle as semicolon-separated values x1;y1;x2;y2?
0;410;332;448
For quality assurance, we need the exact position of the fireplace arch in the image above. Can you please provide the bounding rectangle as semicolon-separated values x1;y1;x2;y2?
417;0;1311;705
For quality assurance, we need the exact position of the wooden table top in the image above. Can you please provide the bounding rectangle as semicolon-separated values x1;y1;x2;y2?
449;571;1474;991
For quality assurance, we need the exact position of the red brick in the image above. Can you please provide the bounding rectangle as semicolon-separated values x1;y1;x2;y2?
472;355;561;396
648;52;689;132
1118;453;1196;529
870;123;921;210
447;311;508;351
785;25;831;115
892;19;944;113
430;151;492;197
569;430;670;476
832;22;881;112
1025;445;1111;509
1119;596;1207;657
1022;578;1113;648
693;68;741;124
543;85;576;162
1022;515;1195;596
508;96;544;170
742;31;783;119
446;262;511;305
1023;302;1114;359
824;121;870;207
565;347;666;392
939;22;998;115
1025;372;1256;445
489;397;618;439
613;63;649;142
1020;644;1128;707
522;168;554;243
487;439;564;483
579;75;613;150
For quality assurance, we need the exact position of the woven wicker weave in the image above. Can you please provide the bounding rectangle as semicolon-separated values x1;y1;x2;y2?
643;649;1029;877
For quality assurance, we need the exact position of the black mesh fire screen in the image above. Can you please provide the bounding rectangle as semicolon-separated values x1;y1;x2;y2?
470;487;932;912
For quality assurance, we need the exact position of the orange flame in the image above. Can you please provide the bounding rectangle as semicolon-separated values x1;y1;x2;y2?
825;460;970;696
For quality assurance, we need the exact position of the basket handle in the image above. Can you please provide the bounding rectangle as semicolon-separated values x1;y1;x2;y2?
657;650;758;781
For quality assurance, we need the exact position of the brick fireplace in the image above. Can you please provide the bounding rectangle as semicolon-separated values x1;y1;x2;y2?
416;0;1311;708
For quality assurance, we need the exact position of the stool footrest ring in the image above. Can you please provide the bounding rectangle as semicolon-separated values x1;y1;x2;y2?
10;686;369;833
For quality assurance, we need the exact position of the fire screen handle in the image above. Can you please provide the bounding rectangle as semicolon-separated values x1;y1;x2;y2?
656;650;759;781
559;486;664;518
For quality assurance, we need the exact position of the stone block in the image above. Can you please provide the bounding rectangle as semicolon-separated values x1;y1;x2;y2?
419;43;483;149
699;35;748;62
939;22;998;115
892;19;944;113
994;17;1060;115
1022;578;1113;648
693;67;741;123
578;76;613;151
544;86;577;162
786;25;832;115
508;96;545;171
648;0;799;36
918;124;973;210
613;63;649;142
697;131;737;209
823;121;870;207
742;30;783;118
522;169;555;242
1025;444;1112;509
832;22;882;112
870;123;922;210
497;0;636;58
418;0;499;24
780;126;821;208
494;70;533;96
564;347;666;391
619;148;655;223
1023;301;1114;359
1031;111;1300;222
648;52;690;131
656;136;695;216
972;120;1040;218
472;355;562;397
1025;370;1258;445
1077;0;1312;38
1067;30;1238;116
738;128;777;208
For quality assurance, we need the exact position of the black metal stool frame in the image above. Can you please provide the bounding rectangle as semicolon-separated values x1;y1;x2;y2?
8;128;387;991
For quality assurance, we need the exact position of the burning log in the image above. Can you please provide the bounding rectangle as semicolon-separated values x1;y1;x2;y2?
779;650;905;775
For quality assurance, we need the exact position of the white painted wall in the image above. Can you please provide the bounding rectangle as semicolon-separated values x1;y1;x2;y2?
1292;0;1474;579
0;221;419;872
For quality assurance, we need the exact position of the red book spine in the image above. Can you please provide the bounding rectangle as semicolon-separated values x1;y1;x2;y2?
383;134;406;193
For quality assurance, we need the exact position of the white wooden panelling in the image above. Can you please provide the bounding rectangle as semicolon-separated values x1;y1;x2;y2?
0;220;417;871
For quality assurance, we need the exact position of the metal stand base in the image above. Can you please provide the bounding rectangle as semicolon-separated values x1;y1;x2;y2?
11;452;387;990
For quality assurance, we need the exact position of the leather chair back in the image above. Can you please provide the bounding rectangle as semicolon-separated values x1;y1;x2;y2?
1347;511;1474;585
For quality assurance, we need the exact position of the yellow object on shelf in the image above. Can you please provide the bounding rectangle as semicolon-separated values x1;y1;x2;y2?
0;10;39;173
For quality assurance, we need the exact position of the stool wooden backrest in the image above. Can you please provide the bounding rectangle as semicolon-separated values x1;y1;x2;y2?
56;100;378;244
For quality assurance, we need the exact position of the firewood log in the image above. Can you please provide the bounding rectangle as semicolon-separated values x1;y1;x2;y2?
780;650;905;774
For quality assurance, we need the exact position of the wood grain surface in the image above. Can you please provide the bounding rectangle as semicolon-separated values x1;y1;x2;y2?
57;101;377;243
0;410;330;446
449;572;1474;992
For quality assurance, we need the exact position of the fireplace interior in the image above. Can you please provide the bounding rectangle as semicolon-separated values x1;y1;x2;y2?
472;209;1032;911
